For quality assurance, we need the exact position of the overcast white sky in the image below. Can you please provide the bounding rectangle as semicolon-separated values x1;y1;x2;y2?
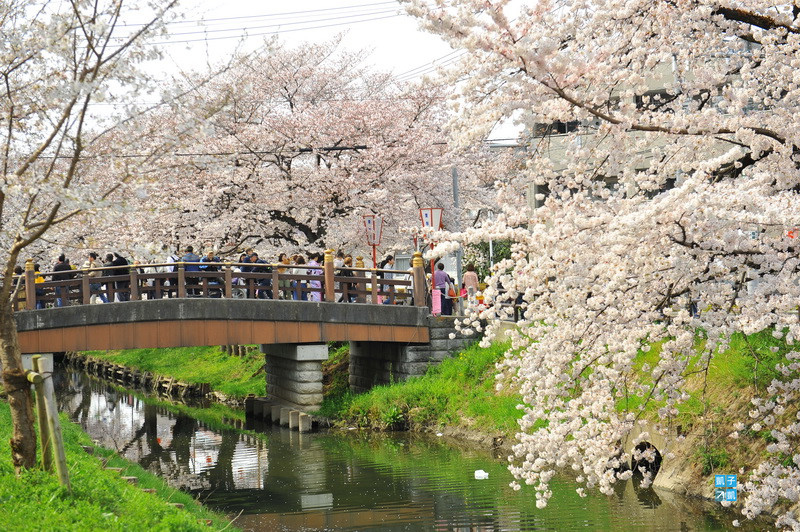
125;1;518;141
148;0;458;81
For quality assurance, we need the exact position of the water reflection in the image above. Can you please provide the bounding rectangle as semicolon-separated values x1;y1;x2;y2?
55;369;750;531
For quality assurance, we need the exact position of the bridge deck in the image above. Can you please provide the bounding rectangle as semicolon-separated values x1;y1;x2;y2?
14;299;431;354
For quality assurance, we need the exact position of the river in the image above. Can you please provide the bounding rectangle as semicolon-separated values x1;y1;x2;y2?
53;368;752;531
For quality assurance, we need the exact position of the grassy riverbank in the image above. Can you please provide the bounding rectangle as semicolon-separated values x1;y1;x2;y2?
84;345;266;399
321;341;524;435
0;402;234;531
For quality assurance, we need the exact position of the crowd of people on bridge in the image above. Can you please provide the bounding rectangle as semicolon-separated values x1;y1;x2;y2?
15;247;414;308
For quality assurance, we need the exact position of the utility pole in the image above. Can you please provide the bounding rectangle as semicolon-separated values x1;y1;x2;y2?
452;167;463;293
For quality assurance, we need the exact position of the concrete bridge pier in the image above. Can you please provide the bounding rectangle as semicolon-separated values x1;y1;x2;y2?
349;316;477;393
260;344;328;412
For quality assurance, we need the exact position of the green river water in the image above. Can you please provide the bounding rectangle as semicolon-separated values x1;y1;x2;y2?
54;369;755;531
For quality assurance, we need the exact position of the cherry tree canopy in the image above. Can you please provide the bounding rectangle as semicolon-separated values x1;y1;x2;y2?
95;38;508;259
0;0;192;471
405;0;800;527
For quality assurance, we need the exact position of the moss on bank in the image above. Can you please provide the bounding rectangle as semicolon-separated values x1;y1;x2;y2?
0;401;234;531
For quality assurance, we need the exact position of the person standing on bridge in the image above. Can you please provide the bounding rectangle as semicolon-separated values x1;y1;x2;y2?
238;247;254;265
111;252;131;301
307;252;322;302
82;252;108;304
277;253;292;299
338;255;356;302
292;255;307;300
241;252;271;299
378;255;395;304
433;262;453;316
200;249;222;297
52;253;74;307
181;246;201;296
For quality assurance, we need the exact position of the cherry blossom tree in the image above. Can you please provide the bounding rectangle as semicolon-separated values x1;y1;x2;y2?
0;0;192;472
405;0;800;527
96;38;508;260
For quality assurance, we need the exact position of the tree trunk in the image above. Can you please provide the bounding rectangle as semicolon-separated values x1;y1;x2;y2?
0;299;37;472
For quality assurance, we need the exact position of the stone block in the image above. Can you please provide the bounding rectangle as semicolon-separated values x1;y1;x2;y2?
268;382;324;407
264;343;329;361
429;326;456;340
271;405;282;424
289;410;300;430
299;413;311;433
265;366;323;383
253;398;270;420
261;402;272;421
269;378;322;395
396;362;432;377
401;349;437;363
266;357;324;373
280;407;290;426
428;338;451;351
265;372;315;389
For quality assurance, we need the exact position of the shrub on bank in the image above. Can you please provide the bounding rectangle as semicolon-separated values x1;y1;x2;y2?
0;401;234;531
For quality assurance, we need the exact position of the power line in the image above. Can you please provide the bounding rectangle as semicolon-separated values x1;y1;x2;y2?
146;13;402;45
396;51;467;82
117;1;399;28
395;49;464;79
150;7;399;38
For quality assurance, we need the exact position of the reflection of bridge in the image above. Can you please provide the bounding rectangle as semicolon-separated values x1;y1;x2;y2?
16;262;475;410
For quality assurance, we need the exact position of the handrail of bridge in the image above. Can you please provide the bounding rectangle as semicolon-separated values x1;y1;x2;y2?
12;250;430;311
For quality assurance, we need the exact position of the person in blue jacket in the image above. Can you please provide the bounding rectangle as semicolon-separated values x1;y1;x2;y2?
181;245;201;295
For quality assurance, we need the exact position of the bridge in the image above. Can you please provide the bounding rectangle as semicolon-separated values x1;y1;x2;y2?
13;251;475;411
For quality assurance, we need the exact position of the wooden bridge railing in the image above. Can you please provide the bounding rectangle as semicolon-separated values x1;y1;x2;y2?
13;250;429;311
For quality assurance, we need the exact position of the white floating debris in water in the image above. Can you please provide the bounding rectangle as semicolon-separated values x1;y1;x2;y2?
347;427;357;430
474;469;489;480
436;432;443;437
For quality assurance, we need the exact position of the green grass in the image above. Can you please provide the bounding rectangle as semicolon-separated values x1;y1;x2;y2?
697;445;730;476
618;328;793;422
84;346;266;398
323;341;523;434
0;401;234;531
